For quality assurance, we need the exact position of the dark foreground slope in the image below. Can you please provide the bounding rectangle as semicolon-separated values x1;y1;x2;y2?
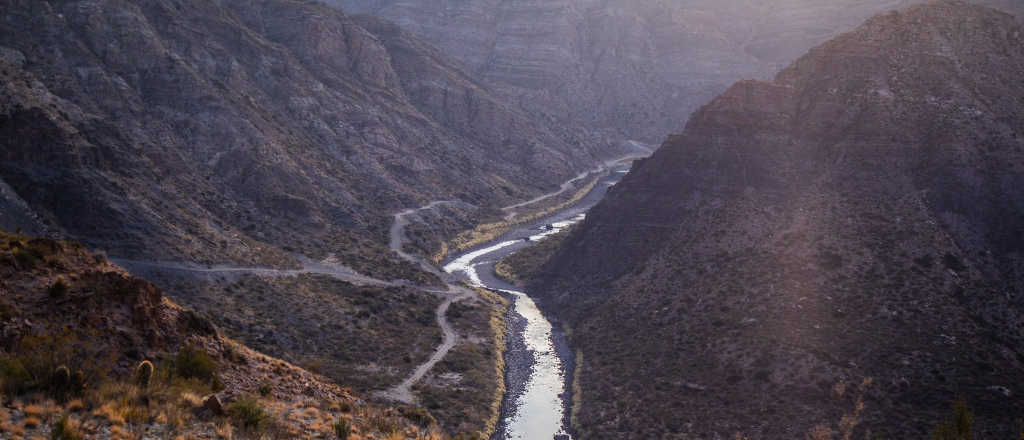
0;0;622;268
534;2;1024;438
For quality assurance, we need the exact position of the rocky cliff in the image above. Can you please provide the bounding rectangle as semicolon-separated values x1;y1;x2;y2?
534;2;1024;438
0;0;624;267
329;0;1023;143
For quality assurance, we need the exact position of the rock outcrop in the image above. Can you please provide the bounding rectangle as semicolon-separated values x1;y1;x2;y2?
533;2;1024;438
0;0;625;266
330;0;1024;143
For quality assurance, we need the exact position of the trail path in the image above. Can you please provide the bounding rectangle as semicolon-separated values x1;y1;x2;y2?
383;200;480;403
389;201;458;277
385;285;475;403
111;255;393;287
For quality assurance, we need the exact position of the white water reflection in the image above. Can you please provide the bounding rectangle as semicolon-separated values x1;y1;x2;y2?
442;214;584;440
500;288;567;440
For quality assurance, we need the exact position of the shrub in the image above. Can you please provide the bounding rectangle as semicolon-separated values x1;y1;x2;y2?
932;396;974;440
49;413;83;440
183;311;216;336
16;327;111;397
13;247;40;269
399;406;435;427
331;418;350;439
48;277;69;298
172;344;223;391
367;409;404;434
228;396;276;435
257;381;273;397
0;301;14;323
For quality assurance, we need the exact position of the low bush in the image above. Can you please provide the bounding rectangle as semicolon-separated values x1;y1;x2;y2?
49;413;84;440
171;344;223;391
228;396;276;435
48;277;69;298
331;418;350;439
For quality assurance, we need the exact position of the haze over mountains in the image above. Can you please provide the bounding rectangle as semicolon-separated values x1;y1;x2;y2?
533;1;1024;438
331;0;1024;143
2;0;1024;438
0;0;626;267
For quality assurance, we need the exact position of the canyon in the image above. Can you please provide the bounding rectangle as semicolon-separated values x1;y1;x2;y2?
2;0;1024;438
0;0;628;270
330;0;1023;143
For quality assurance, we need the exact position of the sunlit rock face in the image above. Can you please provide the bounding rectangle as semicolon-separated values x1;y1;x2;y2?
329;0;1023;142
533;2;1024;439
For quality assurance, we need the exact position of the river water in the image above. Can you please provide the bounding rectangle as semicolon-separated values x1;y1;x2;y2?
442;165;631;440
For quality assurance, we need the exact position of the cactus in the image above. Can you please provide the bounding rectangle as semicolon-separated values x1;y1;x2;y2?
52;365;71;390
69;370;86;395
135;360;154;390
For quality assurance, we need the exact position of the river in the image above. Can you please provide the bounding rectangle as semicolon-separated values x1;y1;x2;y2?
442;164;632;440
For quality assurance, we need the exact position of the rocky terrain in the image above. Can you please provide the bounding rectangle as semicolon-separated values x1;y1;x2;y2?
0;0;626;270
330;0;1023;143
0;229;466;439
532;2;1024;438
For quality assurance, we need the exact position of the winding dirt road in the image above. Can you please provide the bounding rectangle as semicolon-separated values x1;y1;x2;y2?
111;255;393;287
385;285;475;403
383;201;478;403
389;201;458;277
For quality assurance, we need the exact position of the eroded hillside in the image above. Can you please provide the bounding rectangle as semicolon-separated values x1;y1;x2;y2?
533;2;1024;438
0;0;625;270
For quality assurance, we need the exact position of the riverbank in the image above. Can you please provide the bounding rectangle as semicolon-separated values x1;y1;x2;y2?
440;160;637;440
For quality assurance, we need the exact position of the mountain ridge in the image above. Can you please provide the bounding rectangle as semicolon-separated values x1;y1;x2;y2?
531;1;1024;438
0;0;626;269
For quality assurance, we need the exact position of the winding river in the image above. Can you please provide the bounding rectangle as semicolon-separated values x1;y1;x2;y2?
443;164;633;440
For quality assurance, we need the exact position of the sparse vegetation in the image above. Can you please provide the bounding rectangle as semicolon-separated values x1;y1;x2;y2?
48;276;69;298
439;174;601;261
49;413;83;440
494;226;574;285
228;396;277;435
0;230;479;439
932;396;974;440
331;417;350;439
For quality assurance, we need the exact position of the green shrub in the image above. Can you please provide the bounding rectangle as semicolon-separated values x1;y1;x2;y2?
932;396;974;440
48;277;69;298
257;381;273;397
16;327;110;397
399;406;435;427
172;343;224;391
229;396;276;435
13;247;40;269
0;301;14;323
183;310;216;336
331;418;350;439
49;413;84;440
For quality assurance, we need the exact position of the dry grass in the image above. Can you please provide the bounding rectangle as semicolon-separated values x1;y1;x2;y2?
22;415;40;429
66;399;85;412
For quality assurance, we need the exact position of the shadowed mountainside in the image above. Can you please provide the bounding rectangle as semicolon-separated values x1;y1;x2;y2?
533;2;1024;438
0;0;625;268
